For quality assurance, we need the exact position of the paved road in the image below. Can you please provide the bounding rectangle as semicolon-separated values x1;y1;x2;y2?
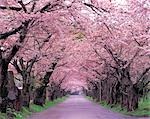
27;95;149;119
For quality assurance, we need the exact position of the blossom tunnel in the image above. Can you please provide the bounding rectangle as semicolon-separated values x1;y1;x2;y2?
0;0;149;118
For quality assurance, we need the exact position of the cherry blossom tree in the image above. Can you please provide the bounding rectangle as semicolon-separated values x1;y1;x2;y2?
0;0;149;114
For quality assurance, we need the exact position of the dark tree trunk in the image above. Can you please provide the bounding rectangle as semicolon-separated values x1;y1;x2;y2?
7;71;22;118
12;56;37;107
22;83;30;107
34;62;57;106
0;60;9;113
33;86;46;106
0;20;30;113
21;73;32;107
14;88;22;111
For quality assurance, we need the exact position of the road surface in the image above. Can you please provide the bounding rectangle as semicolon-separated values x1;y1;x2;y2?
27;95;149;119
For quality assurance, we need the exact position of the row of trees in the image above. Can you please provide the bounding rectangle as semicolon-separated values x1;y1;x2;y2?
84;44;149;111
0;0;149;116
0;0;68;117
0;21;67;113
75;0;150;112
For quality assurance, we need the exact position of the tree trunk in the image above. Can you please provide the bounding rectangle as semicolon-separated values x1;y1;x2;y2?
21;73;31;107
33;86;46;106
0;60;9;113
33;62;57;106
0;20;30;113
22;85;30;107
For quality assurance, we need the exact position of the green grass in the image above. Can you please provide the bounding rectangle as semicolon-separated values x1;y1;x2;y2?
87;96;150;117
0;97;67;119
30;98;66;113
0;112;7;119
100;97;150;117
126;97;150;116
14;97;67;119
14;107;32;119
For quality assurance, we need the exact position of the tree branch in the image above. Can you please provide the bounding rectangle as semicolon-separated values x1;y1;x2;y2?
18;0;27;13
6;20;31;62
12;59;22;74
27;56;38;72
36;2;63;13
84;3;109;14
30;1;36;12
103;22;114;37
125;49;140;68
0;24;23;40
104;45;120;65
19;57;26;70
137;67;150;84
58;74;67;86
38;2;51;13
38;34;52;50
0;6;22;11
42;62;58;85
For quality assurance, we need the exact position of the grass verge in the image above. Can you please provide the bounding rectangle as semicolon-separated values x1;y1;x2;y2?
15;97;67;119
0;97;67;119
0;112;6;119
88;96;150;117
